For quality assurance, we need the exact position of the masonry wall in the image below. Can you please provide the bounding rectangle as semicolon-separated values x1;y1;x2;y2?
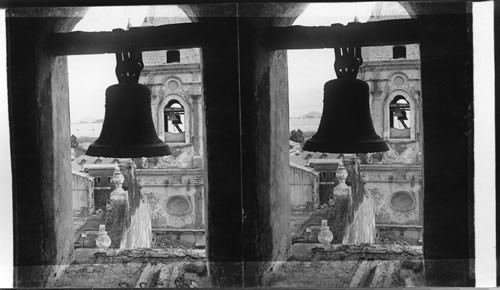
361;44;420;62
71;172;94;213
140;63;203;152
120;199;152;249
342;194;376;244
137;168;205;230
358;41;423;236
359;59;421;157
105;164;151;249
138;59;205;237
341;157;376;244
361;164;423;227
289;163;319;210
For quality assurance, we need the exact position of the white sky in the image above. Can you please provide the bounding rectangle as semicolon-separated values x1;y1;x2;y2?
287;2;378;117
68;2;394;122
68;6;155;122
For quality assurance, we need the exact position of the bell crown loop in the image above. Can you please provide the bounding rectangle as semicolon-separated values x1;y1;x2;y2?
112;28;144;84
115;50;144;84
334;45;363;80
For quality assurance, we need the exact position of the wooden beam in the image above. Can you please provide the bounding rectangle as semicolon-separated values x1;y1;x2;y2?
267;19;422;49
51;19;422;55
50;22;203;55
0;0;472;9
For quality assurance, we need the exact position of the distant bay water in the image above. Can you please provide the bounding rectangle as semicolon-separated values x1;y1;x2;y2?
71;122;102;138
71;117;321;138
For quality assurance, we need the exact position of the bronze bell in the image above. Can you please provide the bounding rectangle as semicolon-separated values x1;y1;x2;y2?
86;48;171;158
303;45;388;153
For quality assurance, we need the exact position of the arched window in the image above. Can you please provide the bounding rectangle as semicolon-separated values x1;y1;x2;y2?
389;96;411;139
164;100;186;142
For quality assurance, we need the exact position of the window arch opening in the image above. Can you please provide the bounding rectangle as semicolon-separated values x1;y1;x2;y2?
164;99;186;142
389;95;411;139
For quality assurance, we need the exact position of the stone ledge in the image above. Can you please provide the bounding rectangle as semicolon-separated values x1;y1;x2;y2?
73;248;206;266
360;164;422;171
309;244;422;261
93;248;206;259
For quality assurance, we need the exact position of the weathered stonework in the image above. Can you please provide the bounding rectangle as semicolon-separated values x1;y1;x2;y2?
360;59;421;142
289;163;319;210
361;164;423;226
343;196;376;245
141;63;203;150
341;157;376;245
293;157;376;246
136;11;206;239
72;171;95;214
357;10;423;241
120;200;153;249
103;163;153;249
136;168;205;230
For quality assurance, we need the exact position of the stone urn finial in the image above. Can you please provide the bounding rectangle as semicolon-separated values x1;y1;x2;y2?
110;163;127;200
318;219;333;248
96;224;111;250
336;159;349;189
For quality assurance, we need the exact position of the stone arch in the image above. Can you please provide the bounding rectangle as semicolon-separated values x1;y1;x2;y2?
383;89;418;140
158;94;192;144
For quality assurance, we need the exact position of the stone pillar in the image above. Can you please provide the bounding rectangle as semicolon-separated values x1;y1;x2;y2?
327;160;351;244
190;94;203;169
238;18;291;286
105;164;129;248
342;156;376;245
110;164;127;201
334;160;350;196
119;199;152;249
419;4;474;286
199;16;243;287
6;9;85;287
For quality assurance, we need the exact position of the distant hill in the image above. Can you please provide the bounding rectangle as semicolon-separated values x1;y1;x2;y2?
298;111;322;119
73;117;104;124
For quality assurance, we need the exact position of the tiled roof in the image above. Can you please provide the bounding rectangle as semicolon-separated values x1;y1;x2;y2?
71;155;132;171
289;150;340;167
